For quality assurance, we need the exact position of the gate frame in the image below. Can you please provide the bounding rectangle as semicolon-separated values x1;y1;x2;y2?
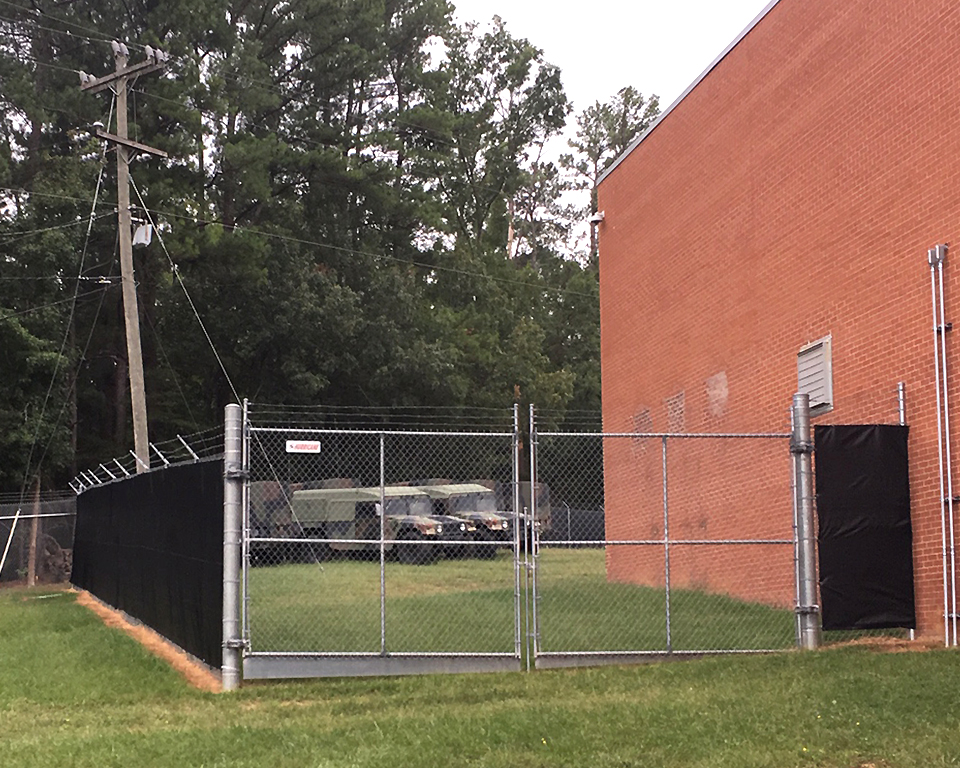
235;403;525;680
528;394;818;670
222;397;819;684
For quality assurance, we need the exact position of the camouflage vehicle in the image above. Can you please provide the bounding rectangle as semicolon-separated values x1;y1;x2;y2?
371;486;478;558
416;483;513;559
518;481;552;539
286;485;472;564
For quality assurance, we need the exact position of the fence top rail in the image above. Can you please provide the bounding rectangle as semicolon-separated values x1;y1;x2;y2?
537;431;791;439
541;538;795;546
249;426;514;438
0;512;75;522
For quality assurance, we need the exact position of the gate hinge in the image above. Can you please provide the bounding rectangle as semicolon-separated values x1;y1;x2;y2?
937;322;953;334
223;638;248;650
224;466;249;480
794;604;820;615
789;438;814;455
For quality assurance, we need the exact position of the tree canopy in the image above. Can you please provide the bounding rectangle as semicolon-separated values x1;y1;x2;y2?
0;0;658;491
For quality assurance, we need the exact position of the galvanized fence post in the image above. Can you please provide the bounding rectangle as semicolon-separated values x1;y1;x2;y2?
513;404;524;668
791;393;820;650
222;403;244;690
662;435;672;653
528;403;538;668
241;399;251;649
380;432;387;656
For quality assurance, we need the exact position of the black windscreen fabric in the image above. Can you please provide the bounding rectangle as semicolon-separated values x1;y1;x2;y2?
72;459;223;667
815;424;915;630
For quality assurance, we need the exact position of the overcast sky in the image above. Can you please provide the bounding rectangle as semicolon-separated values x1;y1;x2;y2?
451;0;775;112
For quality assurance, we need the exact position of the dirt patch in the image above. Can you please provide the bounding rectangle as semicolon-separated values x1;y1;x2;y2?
825;635;944;653
74;589;222;693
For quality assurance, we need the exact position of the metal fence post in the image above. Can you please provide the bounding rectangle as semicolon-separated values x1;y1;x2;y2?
791;393;820;650
380;432;387;656
528;403;539;668
513;404;524;668
662;435;672;653
222;403;244;690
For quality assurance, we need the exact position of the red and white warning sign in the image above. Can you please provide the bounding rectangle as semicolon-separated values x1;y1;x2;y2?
285;440;322;454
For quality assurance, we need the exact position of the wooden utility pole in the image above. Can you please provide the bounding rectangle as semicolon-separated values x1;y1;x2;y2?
81;42;168;472
26;476;40;587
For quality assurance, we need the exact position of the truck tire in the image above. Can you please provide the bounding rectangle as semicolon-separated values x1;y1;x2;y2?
397;530;436;565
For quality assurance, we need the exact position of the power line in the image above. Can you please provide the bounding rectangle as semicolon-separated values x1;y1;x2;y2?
141;206;598;299
16;98;114;498
0;286;113;322
0;0;126;48
142;307;201;434
2;181;595;298
0;211;114;244
130;173;242;404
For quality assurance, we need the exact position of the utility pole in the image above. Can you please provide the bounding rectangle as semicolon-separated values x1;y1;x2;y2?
81;42;169;472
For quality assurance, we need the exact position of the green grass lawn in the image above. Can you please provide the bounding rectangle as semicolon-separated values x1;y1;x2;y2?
246;548;795;655
2;584;960;767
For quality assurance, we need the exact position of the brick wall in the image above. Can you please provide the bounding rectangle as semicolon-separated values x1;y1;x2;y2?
598;0;960;638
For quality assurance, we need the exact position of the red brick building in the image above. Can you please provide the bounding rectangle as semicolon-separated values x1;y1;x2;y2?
597;0;960;639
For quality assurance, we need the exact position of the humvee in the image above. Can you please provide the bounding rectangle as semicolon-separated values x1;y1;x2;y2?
287;485;472;564
416;483;513;559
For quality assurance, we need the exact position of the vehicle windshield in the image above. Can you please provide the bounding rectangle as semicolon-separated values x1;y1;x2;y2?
450;491;497;513
384;496;434;518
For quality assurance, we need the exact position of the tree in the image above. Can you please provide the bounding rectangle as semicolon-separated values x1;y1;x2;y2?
0;0;635;492
561;86;660;262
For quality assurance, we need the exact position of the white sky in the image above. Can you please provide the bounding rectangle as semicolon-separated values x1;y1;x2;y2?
451;0;774;112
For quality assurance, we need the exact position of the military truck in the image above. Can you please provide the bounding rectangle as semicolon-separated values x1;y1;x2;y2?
416;483;513;559
286;485;472;564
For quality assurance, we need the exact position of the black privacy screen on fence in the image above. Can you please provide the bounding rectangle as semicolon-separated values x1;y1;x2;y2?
72;459;223;667
815;424;915;630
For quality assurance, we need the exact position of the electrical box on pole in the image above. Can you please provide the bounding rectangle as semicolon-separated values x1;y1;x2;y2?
80;42;169;473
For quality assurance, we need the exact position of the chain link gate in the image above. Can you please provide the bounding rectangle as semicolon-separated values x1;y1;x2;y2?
240;403;525;678
529;408;800;669
231;400;814;680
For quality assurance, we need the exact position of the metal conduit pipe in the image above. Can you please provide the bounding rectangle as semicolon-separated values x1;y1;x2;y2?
930;245;954;646
930;250;949;645
938;256;959;647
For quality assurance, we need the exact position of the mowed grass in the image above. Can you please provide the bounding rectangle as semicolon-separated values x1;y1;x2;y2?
3;585;960;768
247;548;795;655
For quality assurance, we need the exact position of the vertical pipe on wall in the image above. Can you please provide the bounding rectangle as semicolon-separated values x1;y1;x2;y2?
662;436;672;654
937;253;958;647
792;393;820;650
930;246;951;646
222;403;243;691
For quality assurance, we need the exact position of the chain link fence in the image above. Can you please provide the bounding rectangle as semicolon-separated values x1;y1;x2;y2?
0;493;76;585
242;404;524;678
531;417;797;668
